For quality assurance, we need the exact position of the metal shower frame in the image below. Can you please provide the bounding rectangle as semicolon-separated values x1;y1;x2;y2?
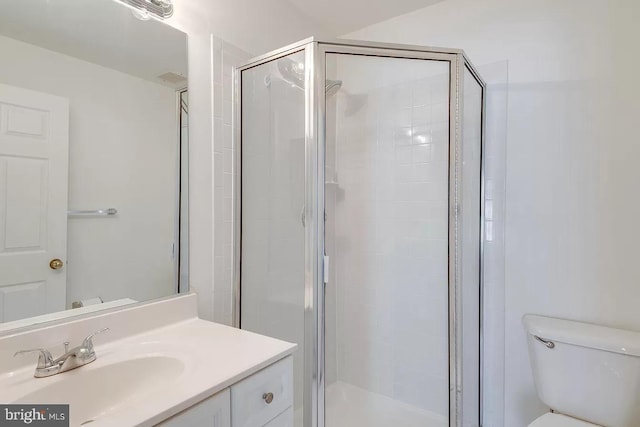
232;37;486;427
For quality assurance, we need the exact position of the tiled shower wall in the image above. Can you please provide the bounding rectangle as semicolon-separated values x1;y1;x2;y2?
212;36;250;326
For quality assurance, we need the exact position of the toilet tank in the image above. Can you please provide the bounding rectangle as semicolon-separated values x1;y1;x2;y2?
523;315;640;427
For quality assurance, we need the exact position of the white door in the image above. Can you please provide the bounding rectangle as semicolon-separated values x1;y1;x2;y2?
0;83;69;322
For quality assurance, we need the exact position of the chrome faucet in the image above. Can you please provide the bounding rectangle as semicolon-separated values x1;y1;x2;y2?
14;328;109;378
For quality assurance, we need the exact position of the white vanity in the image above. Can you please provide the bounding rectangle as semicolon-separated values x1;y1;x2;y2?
160;356;293;427
0;294;296;426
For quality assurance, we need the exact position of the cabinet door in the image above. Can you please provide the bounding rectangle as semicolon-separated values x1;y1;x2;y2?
264;408;293;427
157;389;230;427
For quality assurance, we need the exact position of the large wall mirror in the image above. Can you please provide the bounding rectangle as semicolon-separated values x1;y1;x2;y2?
0;0;188;332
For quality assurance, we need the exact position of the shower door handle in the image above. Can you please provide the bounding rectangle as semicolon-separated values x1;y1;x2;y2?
323;255;329;284
300;207;327;227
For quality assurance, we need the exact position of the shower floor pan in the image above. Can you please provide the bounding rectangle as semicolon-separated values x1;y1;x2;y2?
323;381;447;427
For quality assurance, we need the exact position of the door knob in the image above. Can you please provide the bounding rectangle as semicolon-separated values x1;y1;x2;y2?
49;258;64;270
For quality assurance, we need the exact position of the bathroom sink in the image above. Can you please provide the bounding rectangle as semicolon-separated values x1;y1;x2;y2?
0;296;297;427
13;356;184;426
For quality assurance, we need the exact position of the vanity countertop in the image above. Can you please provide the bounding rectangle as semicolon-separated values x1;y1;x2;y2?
0;294;297;426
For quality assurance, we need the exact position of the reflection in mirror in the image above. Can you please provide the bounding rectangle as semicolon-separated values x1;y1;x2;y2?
0;0;188;331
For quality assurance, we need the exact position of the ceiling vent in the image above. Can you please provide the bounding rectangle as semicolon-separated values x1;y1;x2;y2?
157;72;187;86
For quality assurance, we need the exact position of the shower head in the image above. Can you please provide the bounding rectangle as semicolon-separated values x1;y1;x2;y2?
343;93;367;116
325;80;342;97
276;58;304;90
275;58;343;97
272;58;365;115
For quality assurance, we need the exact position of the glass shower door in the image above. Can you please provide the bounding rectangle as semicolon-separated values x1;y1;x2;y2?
237;40;484;427
324;52;452;427
239;50;307;425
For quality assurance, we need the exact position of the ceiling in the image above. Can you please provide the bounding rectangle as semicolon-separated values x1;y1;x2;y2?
284;0;444;38
171;0;444;55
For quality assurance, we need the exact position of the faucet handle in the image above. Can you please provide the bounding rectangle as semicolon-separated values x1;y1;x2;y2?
81;328;110;352
14;349;55;369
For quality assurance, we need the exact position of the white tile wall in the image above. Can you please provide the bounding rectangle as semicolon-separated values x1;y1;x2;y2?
211;36;250;326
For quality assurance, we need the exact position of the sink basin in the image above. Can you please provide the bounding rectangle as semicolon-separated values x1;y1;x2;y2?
13;356;184;426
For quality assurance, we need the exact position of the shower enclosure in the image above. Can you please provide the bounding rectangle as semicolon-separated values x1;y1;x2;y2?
233;38;484;427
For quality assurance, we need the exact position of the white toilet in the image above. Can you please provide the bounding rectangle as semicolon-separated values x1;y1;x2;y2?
523;314;640;427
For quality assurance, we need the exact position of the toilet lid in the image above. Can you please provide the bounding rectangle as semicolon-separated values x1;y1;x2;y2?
529;413;599;427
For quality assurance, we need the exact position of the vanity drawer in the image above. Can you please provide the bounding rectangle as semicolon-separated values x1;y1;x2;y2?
231;356;293;427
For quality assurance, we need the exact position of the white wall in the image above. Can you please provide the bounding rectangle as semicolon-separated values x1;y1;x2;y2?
344;0;639;426
0;34;177;306
602;0;640;332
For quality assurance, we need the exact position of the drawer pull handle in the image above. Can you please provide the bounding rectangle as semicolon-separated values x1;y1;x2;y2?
262;392;274;404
